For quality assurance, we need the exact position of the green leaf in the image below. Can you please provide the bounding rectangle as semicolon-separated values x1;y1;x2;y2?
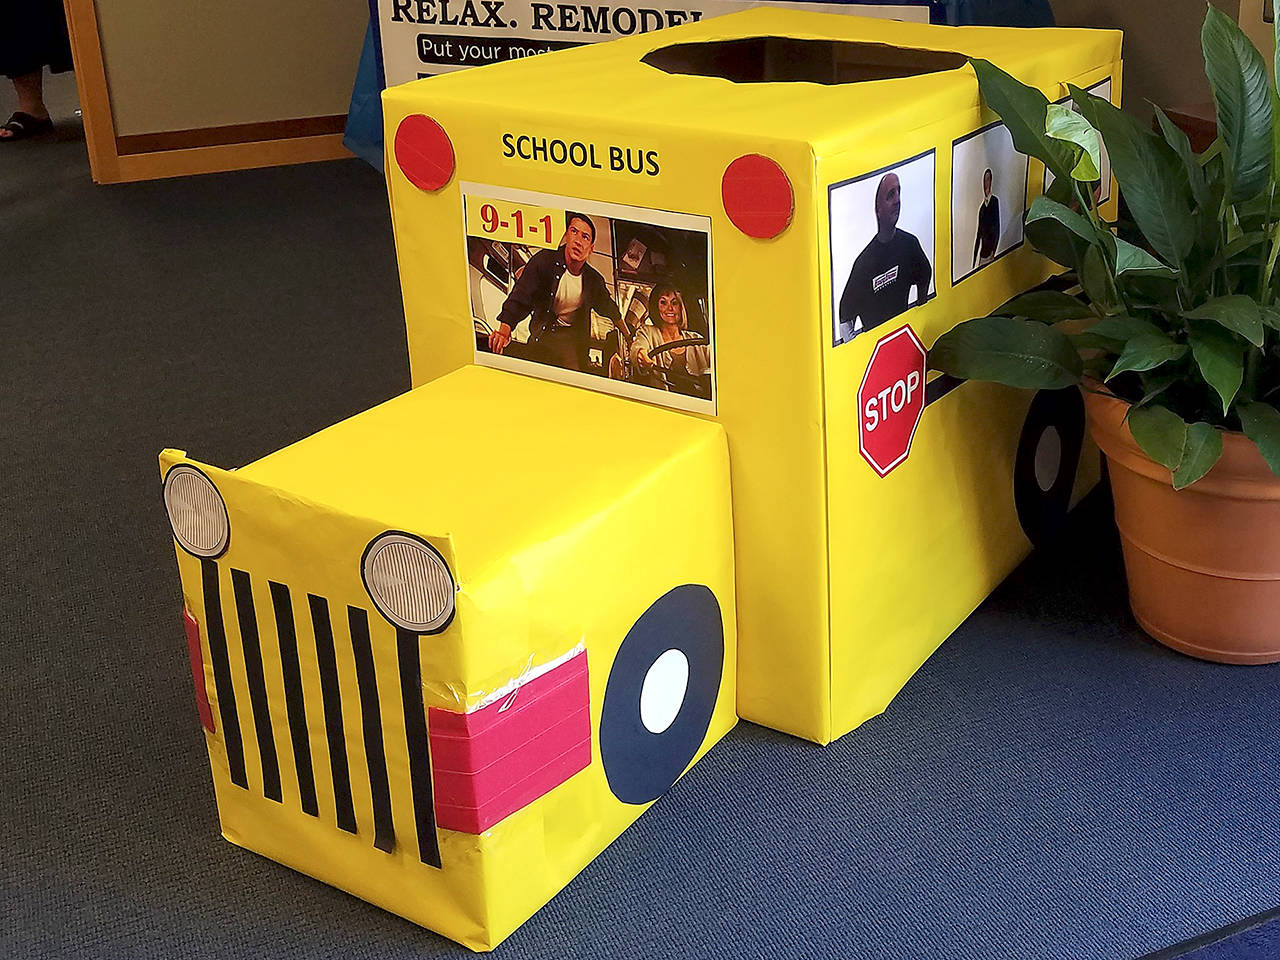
996;289;1093;322
1069;84;1196;268
1188;320;1247;414
1153;104;1209;210
1260;306;1280;330
1172;422;1224;488
1192;232;1274;293
1090;314;1165;341
1184;295;1265;346
1082;357;1112;378
1108;336;1186;379
1200;230;1269;277
1043;168;1078;207
1127;403;1187;470
1025;218;1087;272
1139;368;1180;404
1106;334;1188;379
1199;137;1225;167
1274;0;1280;196
1200;145;1229;238
1236;191;1272;217
1226;207;1245;246
1238;400;1280;477
1046;102;1102;181
1071;332;1122;351
1025;194;1097;244
1113;237;1176;276
1119;275;1182;312
1023;195;1097;271
1202;4;1273;201
1274;0;1280;93
1080;244;1113;306
970;59;1078;183
928;315;1083;389
1271;86;1280;195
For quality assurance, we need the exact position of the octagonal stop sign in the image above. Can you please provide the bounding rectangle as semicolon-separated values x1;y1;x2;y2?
858;325;927;477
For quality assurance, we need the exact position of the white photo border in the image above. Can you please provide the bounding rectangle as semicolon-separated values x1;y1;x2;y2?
950;119;1031;286
459;181;717;416
828;148;938;349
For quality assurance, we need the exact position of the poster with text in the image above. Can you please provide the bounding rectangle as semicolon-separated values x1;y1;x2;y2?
373;0;931;86
830;150;936;347
464;183;715;414
951;121;1028;284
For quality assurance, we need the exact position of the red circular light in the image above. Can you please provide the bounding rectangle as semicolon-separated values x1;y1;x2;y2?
721;154;794;239
393;114;455;192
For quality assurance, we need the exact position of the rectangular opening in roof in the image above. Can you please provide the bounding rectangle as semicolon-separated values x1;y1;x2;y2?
641;37;968;84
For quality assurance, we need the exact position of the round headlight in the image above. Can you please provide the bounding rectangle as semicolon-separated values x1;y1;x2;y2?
163;465;230;559
361;532;455;634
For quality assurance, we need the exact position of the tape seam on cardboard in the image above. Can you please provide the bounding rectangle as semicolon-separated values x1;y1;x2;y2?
808;140;838;745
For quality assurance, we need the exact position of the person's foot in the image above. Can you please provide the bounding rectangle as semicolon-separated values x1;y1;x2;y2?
1;111;53;142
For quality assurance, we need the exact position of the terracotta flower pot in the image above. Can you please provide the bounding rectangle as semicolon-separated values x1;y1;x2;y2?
1083;387;1280;664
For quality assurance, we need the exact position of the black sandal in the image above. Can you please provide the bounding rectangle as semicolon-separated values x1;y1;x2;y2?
1;111;53;142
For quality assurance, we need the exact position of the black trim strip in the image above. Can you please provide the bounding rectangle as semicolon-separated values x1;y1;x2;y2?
397;630;441;868
269;582;318;818
925;373;966;406
200;559;247;789
231;570;282;803
309;594;357;834
349;607;395;854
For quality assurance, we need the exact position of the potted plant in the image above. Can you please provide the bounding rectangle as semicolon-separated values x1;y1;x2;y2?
930;6;1280;663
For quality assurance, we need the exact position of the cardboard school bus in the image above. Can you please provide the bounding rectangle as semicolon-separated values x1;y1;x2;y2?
161;9;1121;952
382;8;1120;744
162;367;738;950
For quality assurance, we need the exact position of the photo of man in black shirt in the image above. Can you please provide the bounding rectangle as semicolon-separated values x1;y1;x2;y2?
837;172;933;341
487;212;622;372
950;123;1026;284
972;168;1000;268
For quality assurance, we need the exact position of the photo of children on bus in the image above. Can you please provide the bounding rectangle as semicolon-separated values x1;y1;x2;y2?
829;150;936;347
469;209;712;403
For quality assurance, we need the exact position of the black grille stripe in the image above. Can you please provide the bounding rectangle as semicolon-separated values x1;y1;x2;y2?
203;569;442;861
397;630;441;868
309;594;357;835
231;570;282;803
349;607;396;854
268;582;319;818
200;559;247;789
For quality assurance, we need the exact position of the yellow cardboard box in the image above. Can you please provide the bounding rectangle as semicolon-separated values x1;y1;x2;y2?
382;9;1120;745
160;365;737;950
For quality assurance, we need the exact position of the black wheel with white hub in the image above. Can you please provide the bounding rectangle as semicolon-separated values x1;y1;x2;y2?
600;584;724;805
1014;387;1086;547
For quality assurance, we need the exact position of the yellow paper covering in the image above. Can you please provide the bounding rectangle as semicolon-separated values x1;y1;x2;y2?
382;9;1119;743
162;366;738;949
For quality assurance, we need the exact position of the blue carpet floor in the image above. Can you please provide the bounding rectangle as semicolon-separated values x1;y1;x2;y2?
5;118;1280;960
